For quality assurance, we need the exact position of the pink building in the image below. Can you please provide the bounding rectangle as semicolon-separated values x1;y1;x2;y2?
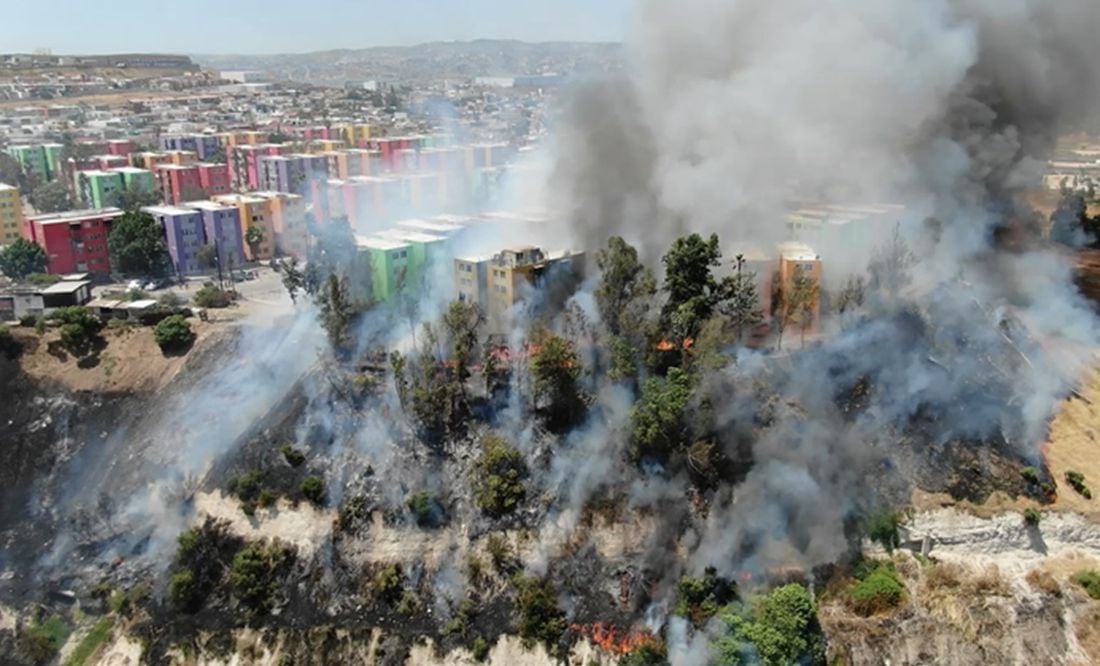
196;163;230;197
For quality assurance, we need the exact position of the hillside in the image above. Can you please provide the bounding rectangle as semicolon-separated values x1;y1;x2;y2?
192;39;624;84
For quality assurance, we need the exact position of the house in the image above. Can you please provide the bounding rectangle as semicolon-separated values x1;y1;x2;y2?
25;208;123;276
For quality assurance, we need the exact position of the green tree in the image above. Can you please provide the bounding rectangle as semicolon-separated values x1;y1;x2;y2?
530;330;587;432
595;236;657;337
0;238;47;280
513;576;567;654
277;256;306;303
245;224;266;258
834;275;866;315
712;584;825;666
316;273;354;349
169;518;240;613
773;266;818;351
47;306;103;356
0;152;27;190
473;434;527;517
111;181;159;210
723;254;762;343
229;540;294;616
867;223;915;301
29;180;73;213
196;244;218;270
108;210;169;277
661;233;731;342
630;366;694;461
301;476;326;506
153;314;195;353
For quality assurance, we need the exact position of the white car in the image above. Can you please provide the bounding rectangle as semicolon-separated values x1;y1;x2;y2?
127;279;143;291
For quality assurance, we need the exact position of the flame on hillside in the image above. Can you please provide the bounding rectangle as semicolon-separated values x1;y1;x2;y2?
571;623;659;655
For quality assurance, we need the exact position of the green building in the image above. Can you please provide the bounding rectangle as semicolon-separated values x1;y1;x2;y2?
7;145;49;182
42;143;64;181
76;170;124;208
377;229;449;295
355;235;411;303
114;166;155;193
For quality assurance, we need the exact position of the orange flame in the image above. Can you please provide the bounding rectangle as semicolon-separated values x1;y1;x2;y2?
571;623;658;655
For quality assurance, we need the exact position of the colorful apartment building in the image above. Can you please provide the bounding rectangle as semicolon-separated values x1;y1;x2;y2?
7;145;50;182
253;191;308;258
143;205;207;276
376;229;448;294
25;208;123;275
156;164;203;204
219;130;267;148
160;133;221;160
42;144;65;181
75;170;124;208
0;183;24;246
230;144;284;191
342;124;372;148
182;201;245;269
455;246;586;331
259;154;329;196
355;235;410;302
114;166;156;194
107;139;136;156
212;193;275;261
196;163;230;197
134;150;196;171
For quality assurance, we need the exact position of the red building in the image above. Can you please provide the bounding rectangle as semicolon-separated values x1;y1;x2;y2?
156;164;202;204
196;163;230;197
107;139;136;156
25;208;124;276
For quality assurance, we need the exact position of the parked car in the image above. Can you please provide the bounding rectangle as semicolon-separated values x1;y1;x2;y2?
126;279;143;291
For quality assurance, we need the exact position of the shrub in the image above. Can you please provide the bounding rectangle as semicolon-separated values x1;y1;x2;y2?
229;540;294;615
1025;569;1062;597
1066;470;1092;499
620;642;669;666
1020;466;1041;485
397;590;420;615
158;292;184;308
1024;507;1042;525
18;615;69;664
407;490;442;527
848;563;906;616
1073;570;1100;600
711;584;825;666
301;475;326;506
170;518;241;613
154;315;195;352
193;285;232;308
513;576;567;653
19;313;37;327
371;564;404;605
48;307;103;356
228;470;265;515
865;510;901;552
280;444;305;467
25;272;60;286
472;435;528;517
126;287;148;302
675;567;736;625
258;489;278;509
106;317;133;332
485;533;516;574
471;636;490;662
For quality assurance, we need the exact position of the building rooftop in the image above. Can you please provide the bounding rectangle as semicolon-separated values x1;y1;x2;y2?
0;183;17;191
110;166;149;174
30;207;123;223
182;200;233;211
143;205;199;216
379;229;447;244
778;241;819;262
154;163;196;171
40;280;91;295
355;235;410;252
213;193;265;204
396;218;466;235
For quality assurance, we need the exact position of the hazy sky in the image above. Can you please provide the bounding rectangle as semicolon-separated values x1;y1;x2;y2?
3;0;633;55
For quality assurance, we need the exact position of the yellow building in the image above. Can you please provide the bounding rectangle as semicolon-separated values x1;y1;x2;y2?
342;123;372;147
212;193;275;261
220;130;267;148
457;246;586;331
254;191;308;258
0;183;24;245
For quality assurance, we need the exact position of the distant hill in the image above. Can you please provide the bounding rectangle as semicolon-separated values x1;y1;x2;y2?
192;39;624;85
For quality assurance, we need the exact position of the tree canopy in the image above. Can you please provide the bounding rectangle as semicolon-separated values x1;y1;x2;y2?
0;238;48;280
29;180;73;214
108;210;169;277
661;233;732;342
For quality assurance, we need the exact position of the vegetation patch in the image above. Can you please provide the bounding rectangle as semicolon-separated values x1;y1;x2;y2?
513;576;567;654
472;435;528;518
1073;570;1100;600
1066;470;1093;499
847;559;906;616
63;616;115;666
674;567;737;626
710;583;825;666
229;539;295;616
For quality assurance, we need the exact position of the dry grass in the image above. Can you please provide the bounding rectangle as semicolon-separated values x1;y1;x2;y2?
1045;367;1100;519
1075;605;1100;665
1025;568;1063;597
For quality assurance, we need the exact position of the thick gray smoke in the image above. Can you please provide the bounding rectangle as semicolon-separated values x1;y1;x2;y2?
550;0;1100;580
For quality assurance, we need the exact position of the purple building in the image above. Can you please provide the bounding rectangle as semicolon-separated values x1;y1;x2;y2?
160;133;222;161
259;153;329;196
183;201;245;269
143;205;206;276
